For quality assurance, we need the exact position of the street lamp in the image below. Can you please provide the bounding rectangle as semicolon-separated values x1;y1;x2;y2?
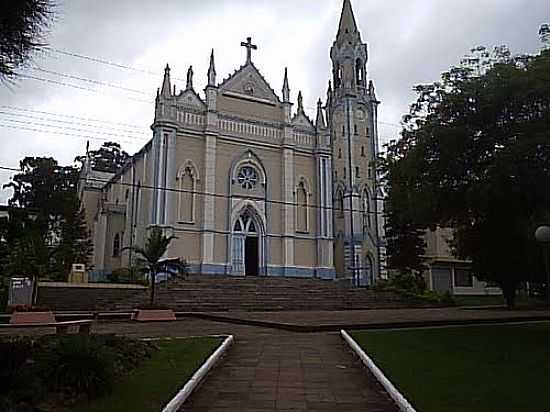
535;225;550;303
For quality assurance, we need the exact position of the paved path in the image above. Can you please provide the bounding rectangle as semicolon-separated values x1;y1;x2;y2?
10;308;548;411
0;319;397;411
193;307;550;330
182;326;397;412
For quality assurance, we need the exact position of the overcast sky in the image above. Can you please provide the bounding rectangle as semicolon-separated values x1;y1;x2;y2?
0;0;548;204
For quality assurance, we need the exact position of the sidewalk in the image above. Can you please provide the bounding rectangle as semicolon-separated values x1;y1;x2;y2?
182;327;398;412
187;307;550;331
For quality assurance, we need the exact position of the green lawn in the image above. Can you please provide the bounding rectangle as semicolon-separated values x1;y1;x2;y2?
80;336;222;412
452;294;545;307
352;323;550;412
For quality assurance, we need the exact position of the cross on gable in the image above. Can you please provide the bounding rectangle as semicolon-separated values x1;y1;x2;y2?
240;37;258;64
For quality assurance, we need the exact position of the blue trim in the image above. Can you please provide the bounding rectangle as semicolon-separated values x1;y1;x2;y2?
188;264;336;280
188;264;229;275
267;266;336;280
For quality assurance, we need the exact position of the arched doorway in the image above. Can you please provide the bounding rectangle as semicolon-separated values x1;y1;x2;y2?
364;255;374;286
232;209;261;276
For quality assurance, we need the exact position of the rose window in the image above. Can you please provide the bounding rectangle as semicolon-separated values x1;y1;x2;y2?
237;166;258;190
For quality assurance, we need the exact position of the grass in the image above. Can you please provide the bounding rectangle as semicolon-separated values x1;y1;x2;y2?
453;294;545;307
80;336;222;412
453;294;506;306
352;323;550;412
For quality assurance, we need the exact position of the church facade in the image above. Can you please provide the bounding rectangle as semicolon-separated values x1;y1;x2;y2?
80;0;384;284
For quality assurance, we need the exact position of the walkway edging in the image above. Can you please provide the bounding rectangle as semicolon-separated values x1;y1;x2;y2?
341;330;417;412
161;334;234;412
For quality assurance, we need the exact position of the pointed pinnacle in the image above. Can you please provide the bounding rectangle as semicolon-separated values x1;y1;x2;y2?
337;0;359;39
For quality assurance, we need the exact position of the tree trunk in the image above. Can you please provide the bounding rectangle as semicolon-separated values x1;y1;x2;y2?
150;270;156;307
502;283;516;309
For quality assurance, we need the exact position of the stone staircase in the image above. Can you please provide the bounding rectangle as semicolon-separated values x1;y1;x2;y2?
39;275;417;312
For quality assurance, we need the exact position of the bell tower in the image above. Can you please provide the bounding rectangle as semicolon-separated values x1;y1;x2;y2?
328;0;381;285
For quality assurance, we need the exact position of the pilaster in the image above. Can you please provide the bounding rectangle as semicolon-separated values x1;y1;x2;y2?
282;143;295;270
201;133;217;263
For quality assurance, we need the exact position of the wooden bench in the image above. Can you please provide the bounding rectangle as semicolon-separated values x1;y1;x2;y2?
3;311;93;335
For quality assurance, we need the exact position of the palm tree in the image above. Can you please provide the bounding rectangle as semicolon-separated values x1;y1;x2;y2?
126;227;178;307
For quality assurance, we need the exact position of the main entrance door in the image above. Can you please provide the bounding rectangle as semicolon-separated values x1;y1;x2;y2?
245;237;259;276
232;210;261;276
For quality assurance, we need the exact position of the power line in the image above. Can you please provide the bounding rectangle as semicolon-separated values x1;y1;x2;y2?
0;165;386;216
18;74;153;104
45;47;187;82
43;48;403;128
0;118;147;142
0;124;144;145
0;110;149;137
0;105;147;130
30;67;151;96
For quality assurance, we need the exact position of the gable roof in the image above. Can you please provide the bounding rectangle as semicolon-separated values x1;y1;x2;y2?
219;62;281;104
176;88;206;110
291;111;315;131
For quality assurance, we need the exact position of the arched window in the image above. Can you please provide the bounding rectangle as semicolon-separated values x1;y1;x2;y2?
356;59;364;85
296;181;308;233
337;190;344;218
178;165;197;223
113;233;121;257
363;189;371;230
335;65;343;87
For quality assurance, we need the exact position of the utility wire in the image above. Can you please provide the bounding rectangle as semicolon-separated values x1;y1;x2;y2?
18;74;153;104
0;124;144;145
0;165;385;216
0;110;149;137
0;118;147;142
30;67;151;96
41;49;404;128
45;47;188;82
0;105;147;130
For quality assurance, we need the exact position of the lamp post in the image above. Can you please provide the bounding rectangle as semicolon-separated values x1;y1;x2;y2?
535;225;550;303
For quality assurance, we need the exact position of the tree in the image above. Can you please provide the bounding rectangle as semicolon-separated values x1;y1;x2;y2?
383;50;550;307
126;227;179;307
76;142;130;173
2;157;92;282
0;0;55;81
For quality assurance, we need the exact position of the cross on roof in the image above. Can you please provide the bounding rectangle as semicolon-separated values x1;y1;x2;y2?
240;37;258;64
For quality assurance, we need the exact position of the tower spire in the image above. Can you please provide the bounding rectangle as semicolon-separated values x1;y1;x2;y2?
208;49;217;86
160;64;171;97
282;67;290;103
337;0;359;39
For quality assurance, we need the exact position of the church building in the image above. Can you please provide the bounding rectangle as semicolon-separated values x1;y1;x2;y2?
80;0;384;284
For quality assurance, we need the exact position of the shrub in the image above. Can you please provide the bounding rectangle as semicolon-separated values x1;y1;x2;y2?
37;336;116;399
373;274;455;305
93;334;155;374
0;338;44;411
108;267;148;285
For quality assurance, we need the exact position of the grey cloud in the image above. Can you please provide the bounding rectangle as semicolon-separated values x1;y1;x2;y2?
1;0;548;203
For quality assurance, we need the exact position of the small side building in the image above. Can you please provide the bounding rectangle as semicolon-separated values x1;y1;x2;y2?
423;228;501;296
